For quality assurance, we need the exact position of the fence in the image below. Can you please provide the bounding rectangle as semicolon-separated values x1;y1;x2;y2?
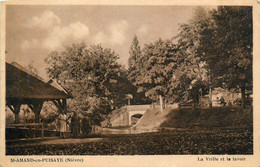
7;123;44;139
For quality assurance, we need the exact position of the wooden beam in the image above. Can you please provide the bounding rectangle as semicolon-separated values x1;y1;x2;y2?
7;104;15;113
52;100;63;113
29;100;44;123
57;100;62;109
62;99;67;111
27;104;34;111
7;104;21;124
52;99;67;114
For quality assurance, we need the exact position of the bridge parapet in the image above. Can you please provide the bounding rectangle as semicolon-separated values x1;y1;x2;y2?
126;104;151;111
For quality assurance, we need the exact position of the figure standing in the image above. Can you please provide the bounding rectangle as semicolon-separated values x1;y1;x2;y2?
81;117;91;138
220;96;226;107
58;112;67;138
70;112;80;138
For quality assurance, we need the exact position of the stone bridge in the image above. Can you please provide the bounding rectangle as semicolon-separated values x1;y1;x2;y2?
106;104;178;127
128;110;147;126
107;105;152;127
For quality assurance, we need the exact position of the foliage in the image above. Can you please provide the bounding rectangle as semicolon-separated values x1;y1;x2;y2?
128;35;142;74
169;6;252;106
129;38;178;103
6;109;15;124
127;8;212;104
25;60;39;76
198;6;253;107
79;97;112;125
45;43;130;124
41;102;60;129
127;36;152;104
233;98;253;106
20;106;35;123
169;7;211;103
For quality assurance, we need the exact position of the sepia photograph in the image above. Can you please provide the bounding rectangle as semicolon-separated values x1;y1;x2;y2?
1;0;259;166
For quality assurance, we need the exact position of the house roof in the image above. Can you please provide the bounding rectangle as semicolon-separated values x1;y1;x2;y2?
6;62;71;101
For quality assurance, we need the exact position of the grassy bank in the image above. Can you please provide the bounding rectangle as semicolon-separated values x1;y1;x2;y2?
160;106;252;129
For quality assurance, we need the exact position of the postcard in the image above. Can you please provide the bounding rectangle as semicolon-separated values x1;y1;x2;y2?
1;0;259;166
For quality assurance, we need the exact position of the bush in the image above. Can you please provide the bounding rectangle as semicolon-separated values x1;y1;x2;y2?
233;98;253;106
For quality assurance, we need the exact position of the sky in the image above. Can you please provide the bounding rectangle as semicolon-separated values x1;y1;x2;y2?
6;5;208;80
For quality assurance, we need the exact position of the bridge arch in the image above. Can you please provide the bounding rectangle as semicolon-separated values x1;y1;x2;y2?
128;110;146;126
130;114;143;126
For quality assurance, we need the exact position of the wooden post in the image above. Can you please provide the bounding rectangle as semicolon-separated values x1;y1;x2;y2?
62;99;67;113
28;100;43;137
41;123;44;138
28;100;43;123
15;113;20;124
8;104;21;124
29;125;32;138
128;112;131;126
53;99;67;114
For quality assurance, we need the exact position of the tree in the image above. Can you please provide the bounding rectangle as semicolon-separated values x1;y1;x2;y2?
128;35;142;73
199;6;252;107
25;60;39;76
128;35;151;105
131;38;178;108
169;7;210;104
45;43;129;124
171;6;252;108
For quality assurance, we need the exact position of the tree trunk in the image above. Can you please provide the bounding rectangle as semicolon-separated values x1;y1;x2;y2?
159;95;163;112
209;85;212;107
193;94;199;108
241;86;246;108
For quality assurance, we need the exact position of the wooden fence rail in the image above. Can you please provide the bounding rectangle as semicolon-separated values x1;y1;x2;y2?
8;123;44;138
